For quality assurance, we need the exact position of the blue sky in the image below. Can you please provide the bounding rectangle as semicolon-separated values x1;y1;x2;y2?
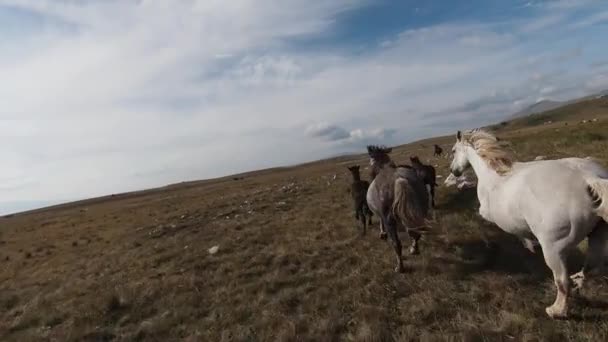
2;0;608;214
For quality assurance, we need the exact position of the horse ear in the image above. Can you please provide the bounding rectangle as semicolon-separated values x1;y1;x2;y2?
457;130;462;141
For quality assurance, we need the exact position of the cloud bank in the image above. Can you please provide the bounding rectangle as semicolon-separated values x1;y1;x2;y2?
1;0;608;213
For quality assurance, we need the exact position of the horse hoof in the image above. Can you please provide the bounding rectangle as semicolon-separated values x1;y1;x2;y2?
545;306;568;319
409;247;420;255
380;232;387;240
395;266;405;273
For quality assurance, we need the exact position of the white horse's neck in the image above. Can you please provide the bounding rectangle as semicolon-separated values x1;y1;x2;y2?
465;145;503;186
464;145;506;221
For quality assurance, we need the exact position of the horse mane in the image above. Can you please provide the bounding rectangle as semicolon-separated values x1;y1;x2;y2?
367;145;392;156
463;129;514;175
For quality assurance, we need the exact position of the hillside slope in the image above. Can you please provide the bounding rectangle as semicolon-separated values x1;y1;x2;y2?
2;101;608;341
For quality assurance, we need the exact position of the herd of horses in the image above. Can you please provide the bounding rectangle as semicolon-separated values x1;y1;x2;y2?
347;129;608;320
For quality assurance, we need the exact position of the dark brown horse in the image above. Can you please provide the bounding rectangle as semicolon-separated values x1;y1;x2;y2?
409;156;437;208
366;145;431;272
434;144;443;157
347;165;373;235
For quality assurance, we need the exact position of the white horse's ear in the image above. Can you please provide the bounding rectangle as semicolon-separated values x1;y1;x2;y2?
457;130;462;141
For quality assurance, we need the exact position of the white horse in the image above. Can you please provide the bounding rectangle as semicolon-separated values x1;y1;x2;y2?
449;129;608;319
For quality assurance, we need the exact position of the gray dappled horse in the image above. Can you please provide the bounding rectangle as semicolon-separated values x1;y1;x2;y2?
366;145;432;272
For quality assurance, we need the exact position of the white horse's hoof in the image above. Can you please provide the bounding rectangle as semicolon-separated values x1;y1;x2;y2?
409;246;419;255
545;305;568;319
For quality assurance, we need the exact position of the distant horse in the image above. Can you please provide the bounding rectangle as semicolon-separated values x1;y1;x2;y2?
434;144;443;157
409;156;437;208
366;145;431;272
450;129;608;319
347;165;373;235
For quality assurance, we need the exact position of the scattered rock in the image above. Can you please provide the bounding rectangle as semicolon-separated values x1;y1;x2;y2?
148;223;184;239
534;156;546;161
208;245;219;255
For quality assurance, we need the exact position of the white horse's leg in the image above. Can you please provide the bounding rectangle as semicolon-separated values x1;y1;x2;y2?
571;222;608;291
540;242;571;319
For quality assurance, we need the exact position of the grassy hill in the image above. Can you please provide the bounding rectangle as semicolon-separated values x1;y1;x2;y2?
2;99;608;341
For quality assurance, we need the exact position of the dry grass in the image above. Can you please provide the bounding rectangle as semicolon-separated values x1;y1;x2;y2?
2;100;608;341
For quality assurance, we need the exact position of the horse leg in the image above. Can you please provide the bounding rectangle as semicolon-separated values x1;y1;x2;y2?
385;216;404;272
571;221;608;292
359;208;367;236
540;242;571;319
379;219;387;240
407;229;421;255
430;184;436;208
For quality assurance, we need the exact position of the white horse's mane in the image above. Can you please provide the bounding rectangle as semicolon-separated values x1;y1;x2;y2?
462;129;515;175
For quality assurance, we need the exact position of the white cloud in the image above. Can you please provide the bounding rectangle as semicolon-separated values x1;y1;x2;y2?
571;10;608;27
1;0;607;213
520;14;565;32
544;0;600;9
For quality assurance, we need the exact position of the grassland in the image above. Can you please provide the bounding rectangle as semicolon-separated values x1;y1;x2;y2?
2;98;608;341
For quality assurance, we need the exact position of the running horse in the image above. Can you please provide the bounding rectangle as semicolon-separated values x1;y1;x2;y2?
449;128;608;319
433;144;443;157
366;145;431;272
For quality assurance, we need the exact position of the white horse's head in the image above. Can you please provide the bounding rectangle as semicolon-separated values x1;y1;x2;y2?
450;130;470;177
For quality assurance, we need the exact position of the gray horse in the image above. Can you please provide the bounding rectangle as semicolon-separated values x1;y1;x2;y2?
366;145;431;272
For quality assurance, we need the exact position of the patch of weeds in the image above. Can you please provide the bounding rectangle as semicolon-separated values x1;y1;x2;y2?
2;294;19;310
46;316;65;327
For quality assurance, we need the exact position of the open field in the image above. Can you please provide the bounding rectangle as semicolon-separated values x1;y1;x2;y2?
2;98;608;341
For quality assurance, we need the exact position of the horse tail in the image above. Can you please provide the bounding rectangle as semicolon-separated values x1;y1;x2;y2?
586;177;608;221
392;177;432;233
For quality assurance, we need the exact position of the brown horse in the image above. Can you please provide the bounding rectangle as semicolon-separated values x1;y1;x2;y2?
409;156;437;208
366;145;431;272
347;165;373;235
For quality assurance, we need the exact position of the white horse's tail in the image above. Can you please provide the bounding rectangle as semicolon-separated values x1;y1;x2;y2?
586;177;608;221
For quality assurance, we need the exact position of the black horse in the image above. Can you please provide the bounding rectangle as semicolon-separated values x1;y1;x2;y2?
347;165;373;234
433;144;443;157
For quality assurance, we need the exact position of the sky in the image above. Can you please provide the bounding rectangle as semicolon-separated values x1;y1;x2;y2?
2;0;608;214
